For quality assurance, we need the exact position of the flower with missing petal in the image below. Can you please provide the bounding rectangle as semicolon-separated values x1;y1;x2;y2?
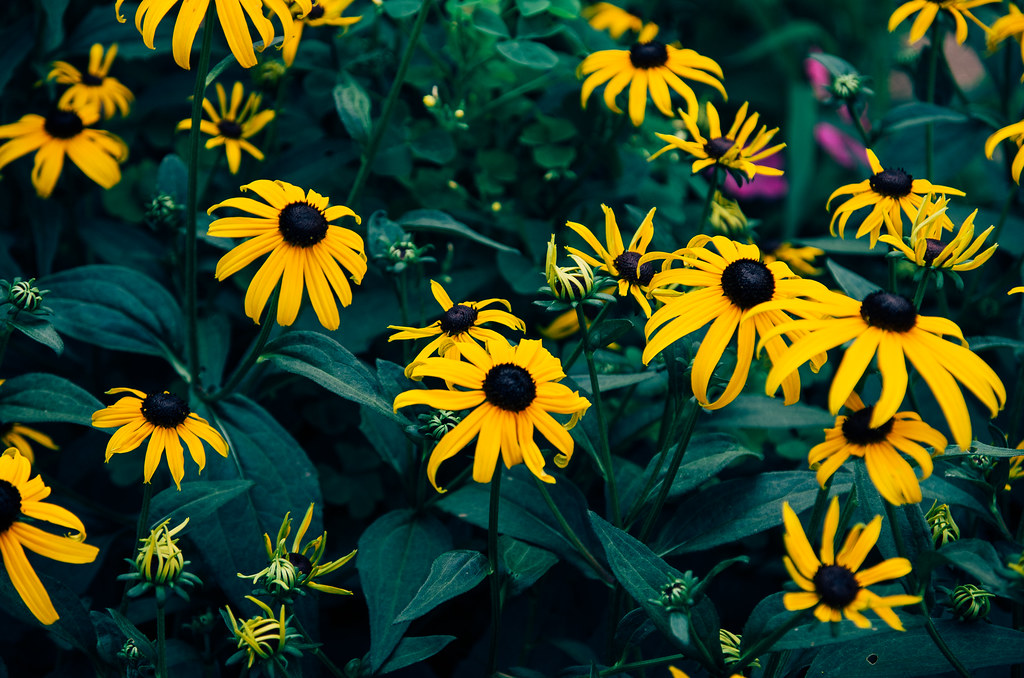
47;43;134;119
282;0;362;67
888;0;996;44
879;196;996;271
176;82;274;175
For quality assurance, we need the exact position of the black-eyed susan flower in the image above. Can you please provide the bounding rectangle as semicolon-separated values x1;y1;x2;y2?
393;339;590;491
578;37;726;126
649;102;785;182
47;44;134;119
223;596;304;671
207;180;366;330
888;0;996;44
120;518;202;602
388;280;525;378
581;3;654;40
0;449;100;625
827;149;963;247
0;107;128;198
565;204;659;316
782;496;921;629
669;669;744;678
760;290;1005;450
878;197;996;272
115;0;305;70
708;191;748;235
760;240;824;276
642;235;831;410
176;82;274;175
282;0;362;67
985;116;1024;184
987;4;1024;76
0;423;57;465
809;393;947;505
91;388;229;490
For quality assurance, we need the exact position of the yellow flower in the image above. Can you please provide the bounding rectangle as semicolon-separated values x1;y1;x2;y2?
985;115;1024;184
879;196;996;271
759;290;1005;450
809;393;947;505
388;280;525;378
282;0;362;67
579;37;726;126
782;496;921;629
827;149;963;247
0;449;100;625
91;388;229;489
649;101;785;181
888;0;996;44
46;44;134;119
176;81;274;175
393;339;590;491
565;204;659;316
987;4;1024;78
708;190;748;235
223;596;303;670
0;423;58;465
581;3;656;40
0;107;128;198
115;0;307;70
206;180;366;330
760;241;824;276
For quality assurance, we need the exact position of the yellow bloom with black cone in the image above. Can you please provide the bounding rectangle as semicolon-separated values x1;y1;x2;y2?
827;149;963;247
0;107;128;198
388;280;526;378
0;449;100;625
176;81;274;175
206;180;367;330
47;43;134;119
565;204;659;316
888;0;996;44
393;339;590;492
759;290;1005;450
91;388;229;490
809;393;947;505
783;496;920;629
985;115;1024;184
0;423;58;465
282;0;362;67
649;101;785;181
578;35;726;126
879;196;997;271
642;235;831;410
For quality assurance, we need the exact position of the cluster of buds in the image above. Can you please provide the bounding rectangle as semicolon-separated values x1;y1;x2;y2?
537;235;615;311
117;638;153;678
253;59;288;89
1;278;51;315
947;584;994;622
651;572;702;613
144;193;182;229
708;191;748;235
829;72;871;102
373;231;435;275
418;409;462;441
222;596;306;676
422;85;468;131
119;518;201;603
924;502;960;548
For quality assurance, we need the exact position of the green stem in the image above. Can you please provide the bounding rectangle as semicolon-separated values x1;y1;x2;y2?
345;0;432;208
533;476;614;584
697;167;722;235
888;256;898;295
846;100;871;146
184;3;216;384
990;185;1017;246
807;474;835;539
156;599;167;678
625;393;677;526
575;305;620;526
473;73;555;118
488;468;503;676
920;601;973;678
598;653;685;677
912;269;931;310
925;21;940;180
638;398;699;543
732;612;808;673
208;291;278;400
119;481;154;614
562;302;613;373
292;614;345;677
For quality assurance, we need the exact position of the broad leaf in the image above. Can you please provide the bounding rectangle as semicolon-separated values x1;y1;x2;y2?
708;395;835;429
334;79;372;143
148;480;255;530
395;550;489;623
0;373;102;426
398;209;519;254
379;635;456;674
879;103;968;135
827;259;881;301
500;537;558;596
496;40;559;69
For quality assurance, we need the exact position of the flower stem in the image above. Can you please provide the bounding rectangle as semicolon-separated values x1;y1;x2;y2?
807;474;834;539
156;598;167;678
345;0;432;209
292;614;345;678
487;468;503;676
698;167;722;235
575;305;621;526
119;481;154;614
562;302;613;373
533;476;614;584
846;100;871;146
638;397;699;543
732;611;808;673
209;290;279;400
920;601;973;678
925;21;940;180
912;269;931;310
599;653;686;676
183;3;216;385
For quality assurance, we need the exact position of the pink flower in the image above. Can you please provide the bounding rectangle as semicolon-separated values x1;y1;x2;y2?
814;122;868;169
719;154;789;200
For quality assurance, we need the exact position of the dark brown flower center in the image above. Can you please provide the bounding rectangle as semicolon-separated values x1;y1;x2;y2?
841;406;895;445
0;479;22;534
287;552;313;576
44;109;84;139
140;392;190;428
923;238;946;266
720;259;775;309
813;564;860;609
860;291;916;333
217;120;243;139
439;304;478;335
279;202;329;247
82;72;104;86
629;41;668;69
868;168;913;197
704;137;735;159
482;364;536;412
307;3;325;19
613;250;655;286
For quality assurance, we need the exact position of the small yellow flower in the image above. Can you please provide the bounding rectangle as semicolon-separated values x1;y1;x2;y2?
0;423;57;464
47;44;134;119
223;596;303;670
879;195;997;271
888;0;997;44
985;115;1024;184
282;0;362;67
761;241;824;276
581;3;657;40
708;191;748;234
176;82;275;175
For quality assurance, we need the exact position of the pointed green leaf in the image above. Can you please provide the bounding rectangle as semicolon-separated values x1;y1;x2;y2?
379;635;456;674
398;209;519;254
496;40;560;69
148;479;255;530
0;373;102;425
395;550;489;623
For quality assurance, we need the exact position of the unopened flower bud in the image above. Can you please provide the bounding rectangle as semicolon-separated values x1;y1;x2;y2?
830;73;865;100
720;628;758;668
544;235;596;302
145;193;182;228
6;278;48;313
925;501;959;548
708;191;747;235
419;410;461;441
651;573;700;612
948;584;993;621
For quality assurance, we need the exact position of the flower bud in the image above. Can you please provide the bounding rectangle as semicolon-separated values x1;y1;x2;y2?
544;235;596;302
708;191;747;235
830;73;866;100
720;628;759;668
145;193;182;229
120;518;201;601
651;572;701;613
5;278;48;313
419;410;461;441
948;584;993;622
924;501;959;548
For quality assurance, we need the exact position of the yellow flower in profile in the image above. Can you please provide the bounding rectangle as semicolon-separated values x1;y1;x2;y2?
760;240;824;276
581;3;655;40
669;669;743;678
643;235;831;410
0;449;100;625
760;289;1006;450
47;44;134;119
827;149;963;247
810;393;947;505
987;4;1024;78
91;388;229;489
388;280;526;378
176;82;275;175
888;0;996;44
649;101;785;181
565;204;659;316
708;190;748;235
115;0;307;70
0;107;128;198
782;497;920;629
578;37;726;126
207;180;366;330
985;116;1024;184
393;339;590;491
282;0;363;67
223;596;303;670
1;423;58;464
879;196;997;271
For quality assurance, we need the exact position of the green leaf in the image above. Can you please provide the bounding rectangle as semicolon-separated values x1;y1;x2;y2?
398;209;519;254
500;537;558;596
547;0;580;18
259;331;402;423
784;82;817;235
156;154;188;205
965;335;1024;352
795;236;877;255
517;0;550;16
379;635;456;674
742;592;889;654
496;40;560;69
44;265;183;357
917;539;1023;602
0;373;102;425
585;318;634;349
383;0;423;18
148;480;255;530
497;251;541;295
827;258;881;300
808;52;861;78
105;609;158;662
708;394;835;429
9;315;63;355
533;144;576;169
357;510;452;672
728;22;832;66
333;79;372;143
411;128;456;165
569;372;657;396
879;103;969;135
0;19;33;98
472;8;510;37
366;210;407;260
0;568;97;652
39;0;70;53
395;550;489;623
